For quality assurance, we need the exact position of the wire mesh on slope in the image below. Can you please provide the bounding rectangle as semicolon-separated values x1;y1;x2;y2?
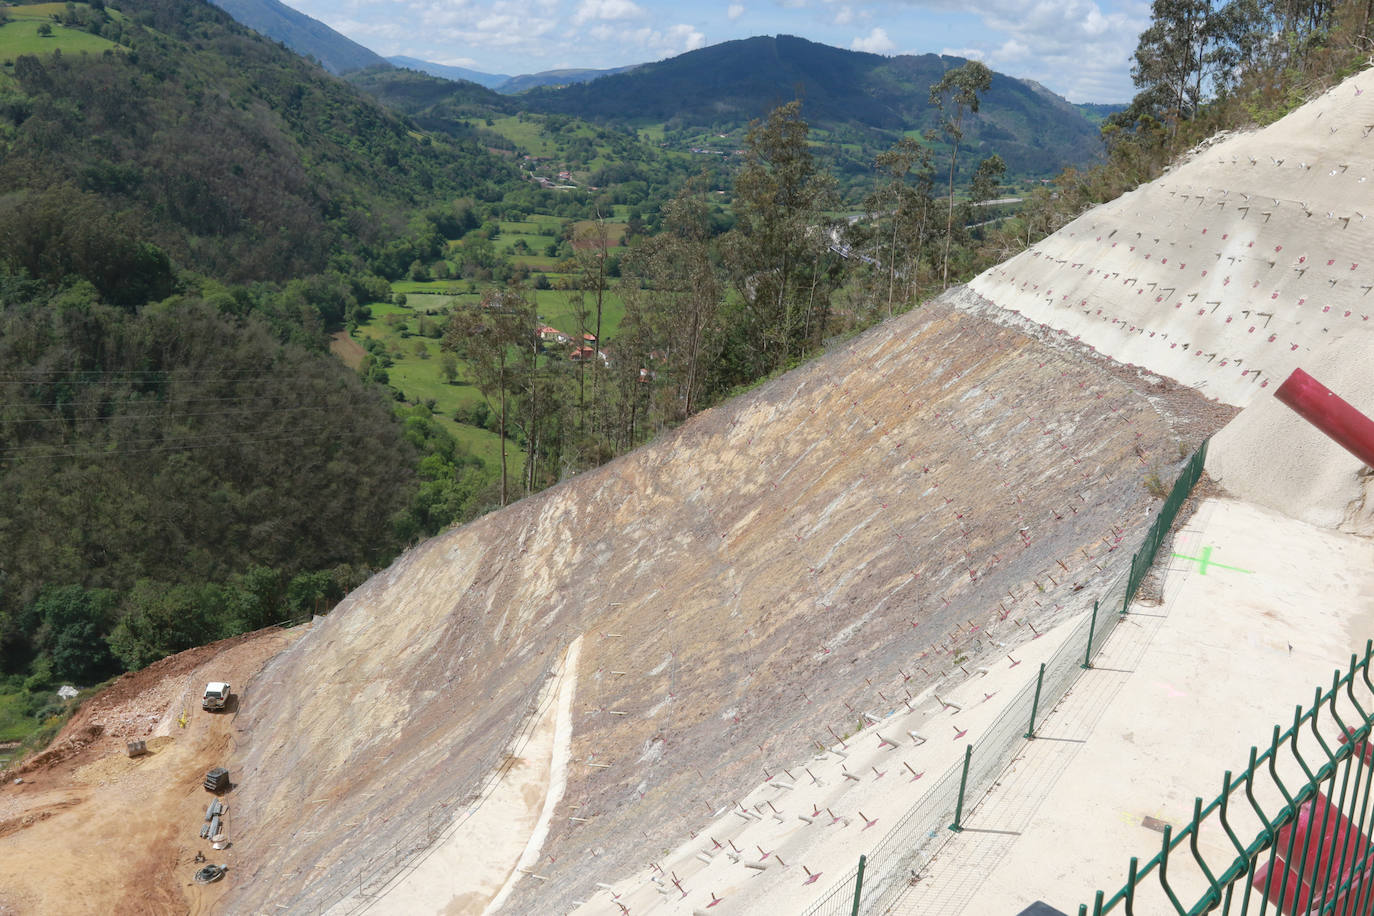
800;441;1206;916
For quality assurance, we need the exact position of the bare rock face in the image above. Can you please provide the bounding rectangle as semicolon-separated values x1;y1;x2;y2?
220;291;1225;914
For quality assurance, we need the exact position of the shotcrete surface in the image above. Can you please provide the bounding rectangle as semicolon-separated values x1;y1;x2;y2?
891;497;1374;914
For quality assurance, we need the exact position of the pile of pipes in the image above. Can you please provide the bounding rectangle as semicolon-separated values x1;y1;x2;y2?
201;798;226;842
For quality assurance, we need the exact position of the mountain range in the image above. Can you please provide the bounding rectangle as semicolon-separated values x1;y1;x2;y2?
388;56;642;94
203;0;1105;179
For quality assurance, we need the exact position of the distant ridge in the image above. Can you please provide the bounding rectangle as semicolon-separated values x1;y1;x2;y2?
497;64;643;94
388;55;510;90
208;0;389;74
379;55;646;94
521;35;1104;175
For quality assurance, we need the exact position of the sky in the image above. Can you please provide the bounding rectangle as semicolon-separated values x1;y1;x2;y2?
288;0;1152;103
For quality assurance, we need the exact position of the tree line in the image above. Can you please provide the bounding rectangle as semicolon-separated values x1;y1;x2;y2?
437;66;1011;507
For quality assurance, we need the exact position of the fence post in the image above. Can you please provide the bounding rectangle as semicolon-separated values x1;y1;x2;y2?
1123;553;1136;614
1026;663;1045;739
1082;600;1098;670
850;854;866;916
949;745;973;832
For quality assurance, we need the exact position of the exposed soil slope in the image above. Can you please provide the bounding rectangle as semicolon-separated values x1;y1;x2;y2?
222;294;1228;914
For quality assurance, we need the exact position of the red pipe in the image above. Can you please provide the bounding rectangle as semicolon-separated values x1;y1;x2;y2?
1274;368;1374;469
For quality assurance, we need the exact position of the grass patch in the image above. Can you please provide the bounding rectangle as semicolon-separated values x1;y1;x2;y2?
0;678;107;757
0;19;121;61
0;689;40;745
391;279;468;296
532;288;626;340
348;302;527;476
485;115;557;156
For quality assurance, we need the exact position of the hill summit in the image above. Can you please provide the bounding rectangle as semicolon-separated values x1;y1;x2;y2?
518;35;1103;174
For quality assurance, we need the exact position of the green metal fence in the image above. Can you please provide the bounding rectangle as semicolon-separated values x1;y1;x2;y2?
1123;439;1207;612
1083;641;1374;916
801;441;1211;916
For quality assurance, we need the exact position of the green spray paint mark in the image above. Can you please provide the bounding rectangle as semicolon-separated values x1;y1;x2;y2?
1172;545;1253;576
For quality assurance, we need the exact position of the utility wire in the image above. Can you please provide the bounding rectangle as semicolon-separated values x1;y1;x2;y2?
0;426;338;460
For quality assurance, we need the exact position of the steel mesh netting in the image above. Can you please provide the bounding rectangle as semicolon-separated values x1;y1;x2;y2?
801;444;1206;916
1084;643;1374;916
800;579;1130;916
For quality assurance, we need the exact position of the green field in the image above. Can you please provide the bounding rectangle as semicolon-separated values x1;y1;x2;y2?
483;115;558;156
350;303;526;475
0;689;37;744
0;18;121;61
532;288;625;340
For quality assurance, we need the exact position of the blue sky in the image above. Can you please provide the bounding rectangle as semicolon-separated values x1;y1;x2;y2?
290;0;1151;103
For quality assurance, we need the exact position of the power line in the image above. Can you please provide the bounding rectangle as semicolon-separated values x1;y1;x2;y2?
1;404;336;425
0;426;339;460
0;391;366;410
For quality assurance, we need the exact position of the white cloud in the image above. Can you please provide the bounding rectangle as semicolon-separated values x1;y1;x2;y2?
850;26;894;54
727;3;745;20
671;23;708;51
940;46;985;61
899;0;1145;100
573;0;645;24
588;22;706;55
832;4;853;24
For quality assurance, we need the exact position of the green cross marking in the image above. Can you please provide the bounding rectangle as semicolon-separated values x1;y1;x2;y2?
1172;545;1253;576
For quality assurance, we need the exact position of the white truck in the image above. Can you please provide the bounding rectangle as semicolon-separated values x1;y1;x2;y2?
202;682;231;712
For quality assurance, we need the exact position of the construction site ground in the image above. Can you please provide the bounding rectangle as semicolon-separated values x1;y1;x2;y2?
884;496;1374;913
0;626;302;916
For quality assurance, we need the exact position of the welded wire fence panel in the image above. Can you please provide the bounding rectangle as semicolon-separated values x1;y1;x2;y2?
1085;642;1374;916
799;862;862;916
1123;440;1207;610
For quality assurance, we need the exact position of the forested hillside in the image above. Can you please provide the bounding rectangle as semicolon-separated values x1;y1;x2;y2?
0;0;515;285
208;0;389;74
0;0;520;746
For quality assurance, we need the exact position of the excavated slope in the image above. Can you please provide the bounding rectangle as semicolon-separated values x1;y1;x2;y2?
222;297;1224;914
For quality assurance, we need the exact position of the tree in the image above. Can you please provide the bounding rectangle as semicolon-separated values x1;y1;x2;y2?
107;581;226;671
1131;0;1216;131
440;352;459;384
721;101;839;383
623;177;722;421
441;288;534;505
929;61;992;287
37;23;53;37
571;214;612;421
867;135;939;316
29;586;120;683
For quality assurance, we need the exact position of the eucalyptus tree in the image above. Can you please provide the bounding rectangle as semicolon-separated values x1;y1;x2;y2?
866;134;939;316
721;100;840;382
929;61;992;287
441;287;536;505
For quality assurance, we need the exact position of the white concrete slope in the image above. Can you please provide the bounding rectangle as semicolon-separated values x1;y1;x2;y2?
970;71;1374;410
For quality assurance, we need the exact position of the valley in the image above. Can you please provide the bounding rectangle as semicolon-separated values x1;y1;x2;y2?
3;0;1373;913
